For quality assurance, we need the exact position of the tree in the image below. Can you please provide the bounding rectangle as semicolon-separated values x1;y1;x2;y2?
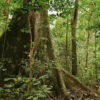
71;0;78;75
66;4;71;71
0;0;100;99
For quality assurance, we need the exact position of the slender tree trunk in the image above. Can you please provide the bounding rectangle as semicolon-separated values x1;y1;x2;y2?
27;13;34;92
85;31;90;68
94;31;98;82
71;0;78;75
66;15;70;71
85;13;92;68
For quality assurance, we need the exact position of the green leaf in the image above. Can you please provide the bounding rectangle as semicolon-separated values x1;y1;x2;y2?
5;89;11;93
0;87;3;92
38;93;45;98
33;97;38;100
26;96;33;100
4;84;14;88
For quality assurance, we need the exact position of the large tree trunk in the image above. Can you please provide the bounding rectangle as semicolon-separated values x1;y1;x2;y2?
0;3;100;100
38;8;100;99
27;11;42;92
0;9;39;76
39;9;71;100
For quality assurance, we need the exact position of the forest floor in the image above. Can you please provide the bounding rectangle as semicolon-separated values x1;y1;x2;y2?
54;84;100;100
0;79;100;100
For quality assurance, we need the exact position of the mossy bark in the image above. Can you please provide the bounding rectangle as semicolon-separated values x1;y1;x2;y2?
0;9;36;76
39;9;71;100
0;6;100;100
39;8;100;99
27;11;42;92
71;0;78;75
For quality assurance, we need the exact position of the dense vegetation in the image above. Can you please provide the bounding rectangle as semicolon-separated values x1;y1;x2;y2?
0;0;100;100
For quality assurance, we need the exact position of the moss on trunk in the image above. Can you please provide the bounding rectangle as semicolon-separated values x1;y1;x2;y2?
0;9;35;76
0;7;99;100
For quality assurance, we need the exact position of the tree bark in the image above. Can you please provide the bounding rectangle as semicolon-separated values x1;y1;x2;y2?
71;0;78;75
0;2;100;99
85;30;90;68
85;13;92;68
40;9;71;100
39;8;100;99
94;31;98;82
66;15;70;71
0;9;35;75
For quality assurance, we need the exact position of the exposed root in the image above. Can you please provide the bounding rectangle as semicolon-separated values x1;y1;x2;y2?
56;67;100;99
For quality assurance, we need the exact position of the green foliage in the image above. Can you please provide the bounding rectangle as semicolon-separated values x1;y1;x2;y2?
0;57;53;99
0;0;100;99
51;18;66;56
0;76;52;100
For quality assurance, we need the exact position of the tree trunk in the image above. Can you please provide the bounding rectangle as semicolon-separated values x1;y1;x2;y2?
66;15;70;72
40;9;71;100
27;12;42;92
94;31;98;82
0;9;36;75
39;8;100;99
85;13;92;68
0;3;100;99
71;0;78;75
85;31;90;68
